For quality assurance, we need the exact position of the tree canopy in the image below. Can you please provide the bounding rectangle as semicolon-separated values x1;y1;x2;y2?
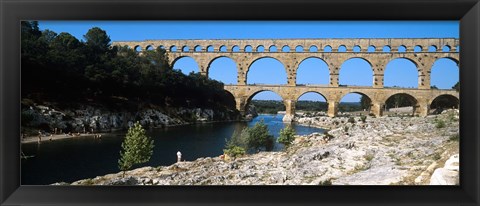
21;21;236;112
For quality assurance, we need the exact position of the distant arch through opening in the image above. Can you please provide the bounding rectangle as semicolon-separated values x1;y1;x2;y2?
296;92;328;115
338;92;372;115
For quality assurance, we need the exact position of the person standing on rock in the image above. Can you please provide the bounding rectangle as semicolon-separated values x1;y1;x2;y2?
177;151;182;163
37;130;42;143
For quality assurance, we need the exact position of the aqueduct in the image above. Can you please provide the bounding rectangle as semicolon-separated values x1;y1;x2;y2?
113;38;460;121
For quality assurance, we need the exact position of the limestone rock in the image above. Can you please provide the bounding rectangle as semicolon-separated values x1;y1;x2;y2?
429;168;459;185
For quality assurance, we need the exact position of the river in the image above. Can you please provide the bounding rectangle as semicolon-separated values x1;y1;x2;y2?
21;114;324;185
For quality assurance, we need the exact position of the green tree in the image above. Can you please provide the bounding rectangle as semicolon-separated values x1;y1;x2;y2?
226;127;249;149
223;127;249;158
247;120;275;151
278;125;296;148
118;122;154;176
84;27;111;55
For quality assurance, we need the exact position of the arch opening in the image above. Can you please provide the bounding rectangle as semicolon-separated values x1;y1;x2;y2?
282;46;291;52
338;45;347;52
256;45;265;52
353;45;361;52
295;45;303;52
339;58;373;87
442;45;451;52
269;45;278;52
430;58;459;90
296;57;329;85
323;45;331;52
194;45;202;52
245;45;253;52
384;58;418;88
219;45;227;52
182;46;190;52
172;56;200;75
430;94;459;114
221;90;238;112
232;45;240;52
338;92;372;116
134;45;142;52
367;45;376;52
414;45;422;52
398;45;407;52
384;93;418;116
383;45;391;52
246;90;285;115
309;46;318;52
146;45;154;51
207;57;238;85
296;92;328;116
206;45;214;52
170;45;177;52
429;45;438;52
247;57;287;85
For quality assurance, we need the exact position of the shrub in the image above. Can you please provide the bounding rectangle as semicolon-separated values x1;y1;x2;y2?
223;145;246;158
364;153;374;161
435;119;446;128
323;130;334;141
118;122;154;176
449;133;459;141
348;117;355;124
278;125;296;148
360;115;367;123
319;179;332;185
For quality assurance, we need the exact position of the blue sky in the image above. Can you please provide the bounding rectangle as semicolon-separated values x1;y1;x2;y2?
38;21;459;102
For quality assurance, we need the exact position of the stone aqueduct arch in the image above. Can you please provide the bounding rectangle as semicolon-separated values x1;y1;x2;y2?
113;38;460;120
223;85;459;119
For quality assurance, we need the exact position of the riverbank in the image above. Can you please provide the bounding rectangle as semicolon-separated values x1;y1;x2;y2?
21;133;107;144
22;102;240;139
21;118;248;144
61;109;459;185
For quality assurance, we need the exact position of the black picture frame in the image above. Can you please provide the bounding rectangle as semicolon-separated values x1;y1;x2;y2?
1;0;479;205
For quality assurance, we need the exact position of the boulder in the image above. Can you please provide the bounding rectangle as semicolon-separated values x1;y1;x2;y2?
444;154;459;171
429;168;459;185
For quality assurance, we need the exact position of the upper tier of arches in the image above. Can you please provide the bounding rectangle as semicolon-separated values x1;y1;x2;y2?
117;38;459;54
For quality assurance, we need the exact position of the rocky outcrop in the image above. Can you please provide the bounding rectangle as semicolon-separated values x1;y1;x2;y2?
429;154;459;185
22;104;237;133
65;109;459;186
245;104;258;119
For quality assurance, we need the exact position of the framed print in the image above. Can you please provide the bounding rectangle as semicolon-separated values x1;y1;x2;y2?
1;0;479;205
